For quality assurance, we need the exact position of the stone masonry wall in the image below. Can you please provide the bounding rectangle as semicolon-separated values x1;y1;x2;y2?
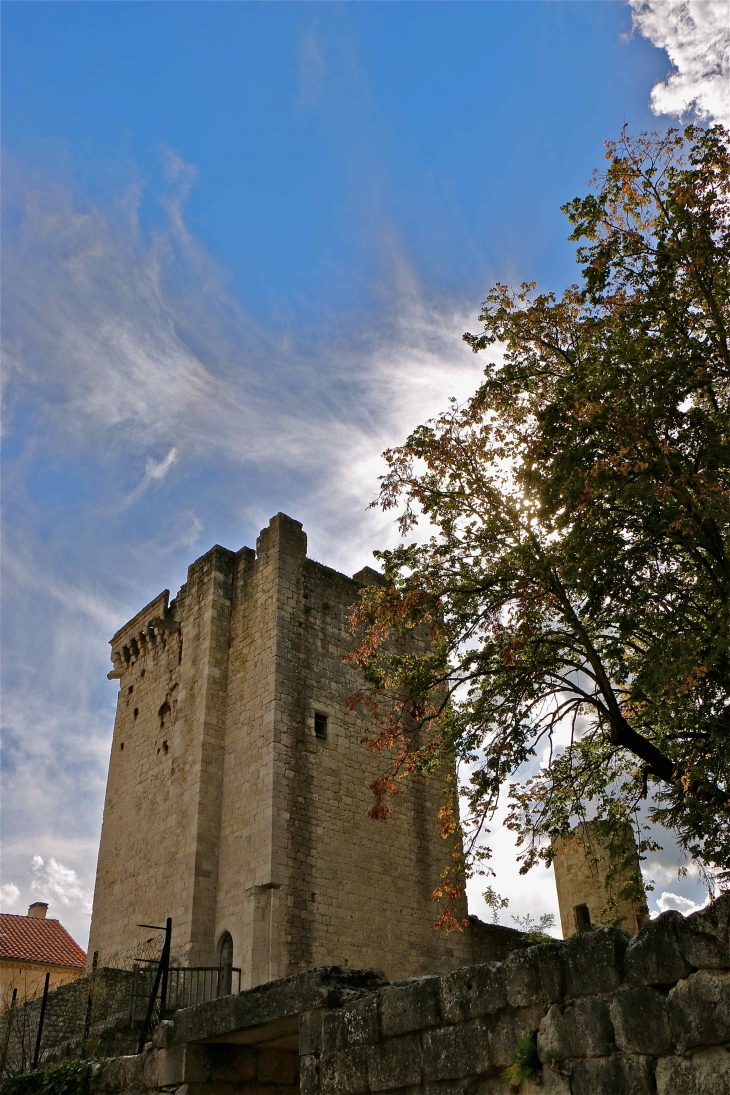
301;898;730;1095
215;514;470;984
76;895;730;1095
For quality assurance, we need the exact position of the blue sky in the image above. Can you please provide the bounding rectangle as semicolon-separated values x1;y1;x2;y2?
2;1;728;948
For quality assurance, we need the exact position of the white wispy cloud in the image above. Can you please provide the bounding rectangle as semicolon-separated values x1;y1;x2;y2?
298;27;327;108
630;0;730;126
131;509;203;559
3;153;484;570
31;856;93;915
109;447;180;512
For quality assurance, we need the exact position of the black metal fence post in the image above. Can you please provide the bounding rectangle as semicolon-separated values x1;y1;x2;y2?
159;919;171;1018
0;988;18;1080
137;919;172;1054
32;973;50;1069
81;951;98;1056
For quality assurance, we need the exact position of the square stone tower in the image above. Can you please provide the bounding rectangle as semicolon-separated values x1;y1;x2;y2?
552;822;648;938
88;514;470;986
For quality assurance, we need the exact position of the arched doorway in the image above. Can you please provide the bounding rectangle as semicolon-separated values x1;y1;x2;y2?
218;932;233;997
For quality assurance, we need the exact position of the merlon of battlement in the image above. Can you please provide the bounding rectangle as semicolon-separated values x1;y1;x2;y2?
108;590;177;679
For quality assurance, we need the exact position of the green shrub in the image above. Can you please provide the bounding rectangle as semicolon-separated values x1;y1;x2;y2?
0;1059;100;1095
500;1031;541;1089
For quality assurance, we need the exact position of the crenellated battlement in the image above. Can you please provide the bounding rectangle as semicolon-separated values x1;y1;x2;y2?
107;591;180;678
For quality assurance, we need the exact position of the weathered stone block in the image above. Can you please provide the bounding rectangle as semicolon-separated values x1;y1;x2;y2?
624;911;692;986
367;1033;422;1091
522;1071;571;1095
142;1043;158;1089
679;897;730;970
570;1052;653;1095
668;968;730;1052
156;1044;185;1087
422;1018;490;1081
175;1084;237;1095
151;1019;175;1049
300;1053;321;1095
489;1005;544;1071
320;1045;369;1095
609;985;671;1056
439;963;507;1024
503;944;565;1009
96;1054;145;1092
380;978;441;1037
563;927;629;998
322;995;379;1052
470;1080;510;1095
656;1046;730;1095
157;1042;210;1086
537;995;613;1061
300;1008;324;1056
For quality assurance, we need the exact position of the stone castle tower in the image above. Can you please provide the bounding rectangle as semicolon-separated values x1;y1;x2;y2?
552;822;648;938
88;514;472;986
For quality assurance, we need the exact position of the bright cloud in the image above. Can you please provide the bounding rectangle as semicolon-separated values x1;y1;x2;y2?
0;883;21;911
655;890;710;916
31;856;93;915
630;0;730;126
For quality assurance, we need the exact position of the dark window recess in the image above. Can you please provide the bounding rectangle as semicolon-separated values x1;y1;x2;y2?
218;932;233;996
120;743;124;751
314;713;328;740
575;903;592;933
133;708;139;719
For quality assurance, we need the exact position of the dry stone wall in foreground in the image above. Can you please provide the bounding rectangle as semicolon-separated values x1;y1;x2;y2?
76;897;730;1095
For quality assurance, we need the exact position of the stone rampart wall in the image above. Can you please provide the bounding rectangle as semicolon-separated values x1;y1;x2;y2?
53;896;730;1095
301;902;730;1095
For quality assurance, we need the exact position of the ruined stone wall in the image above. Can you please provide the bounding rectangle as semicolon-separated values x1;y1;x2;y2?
90;514;469;987
301;899;730;1095
68;896;730;1095
91;1040;300;1094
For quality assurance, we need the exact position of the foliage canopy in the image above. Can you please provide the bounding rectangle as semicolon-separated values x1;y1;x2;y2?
348;126;730;919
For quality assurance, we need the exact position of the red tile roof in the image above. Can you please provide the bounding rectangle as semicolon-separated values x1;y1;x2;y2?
0;914;86;969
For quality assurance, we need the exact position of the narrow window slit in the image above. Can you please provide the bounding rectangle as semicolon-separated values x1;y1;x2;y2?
574;903;592;934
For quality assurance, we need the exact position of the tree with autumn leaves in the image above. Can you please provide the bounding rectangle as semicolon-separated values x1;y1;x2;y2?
347;125;730;924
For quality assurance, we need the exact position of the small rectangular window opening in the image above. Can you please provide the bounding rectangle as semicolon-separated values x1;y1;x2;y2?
574;903;592;934
314;712;328;740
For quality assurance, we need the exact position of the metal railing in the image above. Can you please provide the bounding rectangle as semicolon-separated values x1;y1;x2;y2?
0;917;243;1077
166;966;242;1011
